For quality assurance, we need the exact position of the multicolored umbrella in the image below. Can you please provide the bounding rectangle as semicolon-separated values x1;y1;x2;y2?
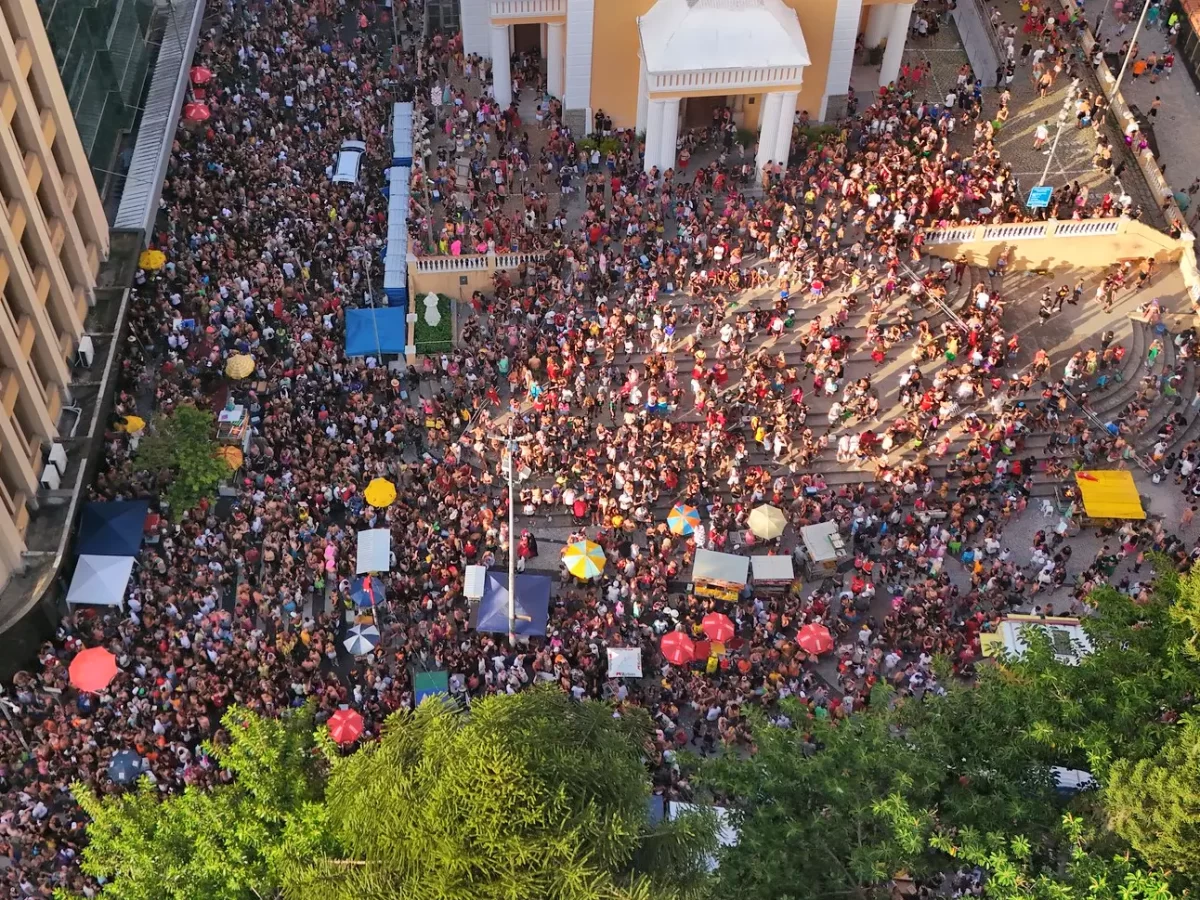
660;631;695;666
351;575;387;608
702;612;735;643
225;354;255;379
343;623;380;656
138;249;166;271
69;647;118;693
563;540;605;580
797;623;834;656
667;503;700;536
748;504;787;540
364;478;397;508
216;445;243;469
328;708;364;745
107;750;143;785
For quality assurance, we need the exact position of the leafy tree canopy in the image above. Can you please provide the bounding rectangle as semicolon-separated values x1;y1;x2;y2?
134;403;228;518
286;688;716;900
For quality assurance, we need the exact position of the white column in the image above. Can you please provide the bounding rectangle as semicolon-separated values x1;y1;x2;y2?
821;0;863;119
564;0;596;111
756;91;783;174
879;2;913;87
636;56;649;134
644;99;666;172
547;23;566;98
659;97;680;171
774;90;799;165
864;3;895;48
490;24;513;108
460;0;490;57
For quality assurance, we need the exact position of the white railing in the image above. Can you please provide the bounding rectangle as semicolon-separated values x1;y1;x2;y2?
1054;220;1121;238
489;0;565;18
924;227;979;245
412;255;491;274
410;249;550;276
648;65;804;93
982;223;1048;241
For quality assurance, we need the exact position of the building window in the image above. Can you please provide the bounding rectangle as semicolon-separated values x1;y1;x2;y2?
35;0;160;197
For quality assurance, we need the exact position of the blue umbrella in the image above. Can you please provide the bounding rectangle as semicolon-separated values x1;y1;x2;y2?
108;750;143;785
351;575;387;608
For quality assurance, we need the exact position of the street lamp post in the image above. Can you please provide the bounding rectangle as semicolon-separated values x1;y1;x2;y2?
1106;0;1151;108
1038;79;1081;190
492;423;531;646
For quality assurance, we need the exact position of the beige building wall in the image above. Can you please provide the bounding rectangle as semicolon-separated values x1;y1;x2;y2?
588;0;845;130
0;0;108;587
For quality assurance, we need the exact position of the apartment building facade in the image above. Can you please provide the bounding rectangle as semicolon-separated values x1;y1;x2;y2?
0;0;108;591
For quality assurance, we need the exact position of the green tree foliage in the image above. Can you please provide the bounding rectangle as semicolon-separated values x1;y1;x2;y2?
704;566;1200;900
927;813;1176;900
1106;715;1200;872
65;705;328;900
133;403;228;518
284;688;716;900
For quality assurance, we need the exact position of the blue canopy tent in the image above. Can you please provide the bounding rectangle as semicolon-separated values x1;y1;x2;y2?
471;572;551;637
344;308;408;357
351;575;388;608
412;669;450;707
77;500;150;557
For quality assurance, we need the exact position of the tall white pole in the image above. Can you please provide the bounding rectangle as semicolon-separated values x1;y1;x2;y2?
1039;81;1079;187
506;423;516;646
1106;0;1150;107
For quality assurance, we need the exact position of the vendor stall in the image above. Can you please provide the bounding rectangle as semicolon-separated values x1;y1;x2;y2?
800;521;849;576
750;555;795;594
690;549;749;602
1074;470;1146;520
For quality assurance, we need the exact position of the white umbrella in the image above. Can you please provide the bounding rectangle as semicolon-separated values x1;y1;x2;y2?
343;623;381;656
748;504;787;540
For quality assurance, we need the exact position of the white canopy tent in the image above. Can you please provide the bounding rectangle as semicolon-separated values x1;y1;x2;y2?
692;549;749;586
67;555;136;608
356;528;392;574
750;555;795;582
606;647;643;678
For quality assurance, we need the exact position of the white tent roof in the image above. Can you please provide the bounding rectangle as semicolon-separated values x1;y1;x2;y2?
67;555;135;607
464;565;488;599
750;555;794;581
801;521;843;563
692;548;749;585
606;647;643;678
638;0;811;75
356;528;392;574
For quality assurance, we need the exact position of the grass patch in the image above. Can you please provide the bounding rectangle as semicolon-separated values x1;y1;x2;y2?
413;293;453;354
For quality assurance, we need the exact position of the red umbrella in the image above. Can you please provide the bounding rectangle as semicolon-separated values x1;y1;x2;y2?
328;708;364;745
797;623;834;656
702;612;735;643
69;647;118;693
660;631;695;666
189;65;213;84
183;102;210;122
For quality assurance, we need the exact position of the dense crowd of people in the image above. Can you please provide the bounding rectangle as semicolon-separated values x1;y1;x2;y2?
0;0;1189;896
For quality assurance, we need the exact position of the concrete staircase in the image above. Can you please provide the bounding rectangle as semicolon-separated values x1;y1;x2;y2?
457;264;1192;532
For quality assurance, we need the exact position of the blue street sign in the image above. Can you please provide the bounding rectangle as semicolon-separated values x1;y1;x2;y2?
1027;185;1053;208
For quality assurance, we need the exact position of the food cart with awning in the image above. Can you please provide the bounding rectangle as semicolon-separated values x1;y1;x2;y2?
1074;470;1146;520
690;549;749;602
800;521;849;576
750;555;795;593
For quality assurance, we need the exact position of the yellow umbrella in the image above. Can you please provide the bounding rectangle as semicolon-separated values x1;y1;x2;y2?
364;478;397;508
120;415;146;434
748;504;787;540
225;354;256;379
138;249;166;271
563;540;605;580
216;445;243;469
